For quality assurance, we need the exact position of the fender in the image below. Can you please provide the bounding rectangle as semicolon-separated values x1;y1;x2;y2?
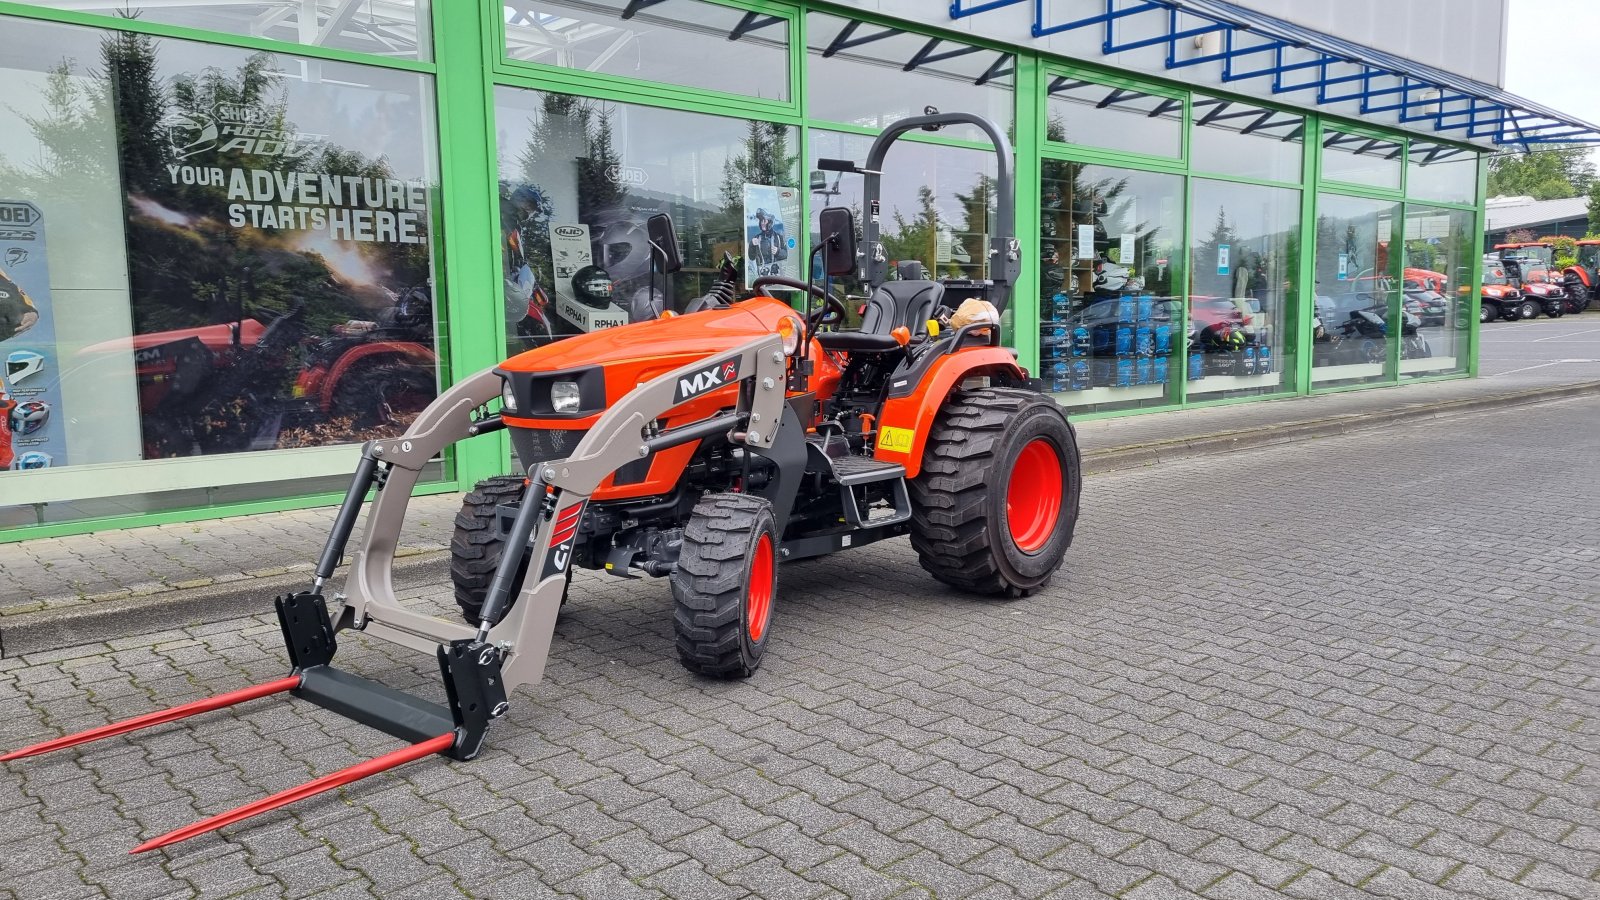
871;346;1025;478
1565;265;1592;289
319;341;436;411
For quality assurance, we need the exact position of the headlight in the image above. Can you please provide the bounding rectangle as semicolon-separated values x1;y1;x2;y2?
500;379;517;412
777;315;802;355
551;380;581;413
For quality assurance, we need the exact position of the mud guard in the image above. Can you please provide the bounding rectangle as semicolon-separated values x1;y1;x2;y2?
869;346;1026;479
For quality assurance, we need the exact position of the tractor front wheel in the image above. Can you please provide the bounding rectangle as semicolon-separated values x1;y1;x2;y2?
909;388;1081;598
450;475;532;625
671;493;779;678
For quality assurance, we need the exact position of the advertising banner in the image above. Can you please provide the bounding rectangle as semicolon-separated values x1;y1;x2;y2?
0;199;65;470
743;184;799;287
0;33;447;465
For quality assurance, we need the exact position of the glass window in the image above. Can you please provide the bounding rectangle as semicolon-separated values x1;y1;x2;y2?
1046;76;1182;158
504;0;789;102
807;131;998;302
1311;194;1401;387
1187;180;1299;400
1039;160;1184;412
494;87;799;349
16;1;432;60
1401;205;1473;377
1408;142;1478;205
1190;95;1303;182
1321;128;1403;190
806;13;1014;143
1;15;444;523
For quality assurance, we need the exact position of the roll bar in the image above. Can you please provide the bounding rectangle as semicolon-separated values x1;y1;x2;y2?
858;112;1020;311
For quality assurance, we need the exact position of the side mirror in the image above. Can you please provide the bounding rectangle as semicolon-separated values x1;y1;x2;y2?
818;206;857;277
646;213;682;274
816;158;857;173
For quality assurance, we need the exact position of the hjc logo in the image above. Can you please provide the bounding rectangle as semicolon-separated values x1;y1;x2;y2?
554;225;586;238
676;359;739;401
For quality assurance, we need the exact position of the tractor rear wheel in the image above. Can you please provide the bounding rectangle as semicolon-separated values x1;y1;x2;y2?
1566;283;1590;313
909;387;1081;598
671;493;779;678
450;475;531;625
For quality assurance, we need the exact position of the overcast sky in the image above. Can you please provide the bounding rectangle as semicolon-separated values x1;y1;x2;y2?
1505;0;1600;161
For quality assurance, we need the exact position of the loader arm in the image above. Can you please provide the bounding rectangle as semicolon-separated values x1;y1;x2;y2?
340;333;790;693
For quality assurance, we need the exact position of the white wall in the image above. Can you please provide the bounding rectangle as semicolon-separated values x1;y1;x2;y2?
856;0;1510;142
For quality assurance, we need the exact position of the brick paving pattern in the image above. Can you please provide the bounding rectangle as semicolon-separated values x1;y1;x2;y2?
0;395;1596;898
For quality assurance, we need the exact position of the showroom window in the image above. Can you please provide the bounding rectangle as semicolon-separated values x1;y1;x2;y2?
807;130;998;302
1187;180;1299;400
1190;95;1303;183
0;14;444;524
1408;141;1478;205
805;12;1014;144
1045;75;1183;159
14;0;433;60
494;87;800;350
1400;205;1473;378
503;0;790;102
1311;193;1401;387
1321;128;1403;190
1039;160;1184;412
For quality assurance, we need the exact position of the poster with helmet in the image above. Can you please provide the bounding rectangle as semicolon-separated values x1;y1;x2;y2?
742;184;800;288
0;199;66;472
550;224;628;334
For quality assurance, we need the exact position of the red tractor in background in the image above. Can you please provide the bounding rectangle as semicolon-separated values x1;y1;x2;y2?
1565;239;1599;311
7;112;1083;854
1493;242;1575;317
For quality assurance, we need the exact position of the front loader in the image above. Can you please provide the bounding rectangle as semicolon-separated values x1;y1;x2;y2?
4;112;1083;853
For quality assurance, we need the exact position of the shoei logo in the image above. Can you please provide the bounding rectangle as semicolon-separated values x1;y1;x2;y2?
605;164;649;186
0;202;41;228
540;501;587;580
674;358;741;404
553;225;586;238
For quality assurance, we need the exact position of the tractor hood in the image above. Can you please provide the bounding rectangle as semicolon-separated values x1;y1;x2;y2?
500;298;790;376
496;295;801;427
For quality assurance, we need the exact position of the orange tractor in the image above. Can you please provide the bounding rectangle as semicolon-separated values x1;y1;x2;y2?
1566;239;1598;311
4;112;1083;851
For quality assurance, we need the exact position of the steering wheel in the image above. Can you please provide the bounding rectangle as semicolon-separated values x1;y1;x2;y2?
751;275;848;327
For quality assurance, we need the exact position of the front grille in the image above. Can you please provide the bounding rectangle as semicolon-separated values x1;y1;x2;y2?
509;426;588;471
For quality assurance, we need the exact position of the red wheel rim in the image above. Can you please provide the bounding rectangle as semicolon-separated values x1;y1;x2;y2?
746;534;775;642
1007;438;1063;554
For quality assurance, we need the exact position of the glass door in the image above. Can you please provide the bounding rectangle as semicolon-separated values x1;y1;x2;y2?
1400;205;1474;377
1310;193;1401;388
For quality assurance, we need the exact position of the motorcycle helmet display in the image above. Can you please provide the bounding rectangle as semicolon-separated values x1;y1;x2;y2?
589;217;653;283
6;350;44;385
1091;257;1130;295
10;398;49;436
12;450;51;470
571;265;616;310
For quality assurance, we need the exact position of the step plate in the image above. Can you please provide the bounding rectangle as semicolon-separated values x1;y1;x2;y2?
831;455;907;486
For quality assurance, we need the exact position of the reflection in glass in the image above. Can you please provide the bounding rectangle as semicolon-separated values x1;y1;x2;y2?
807;131;997;300
1190;95;1302;182
1408;142;1478;205
19;0;432;60
806;12;1013;142
505;0;789;101
1401;205;1474;376
1038;161;1184;412
1187;180;1299;399
1311;194;1401;386
1045;77;1181;158
1321;128;1403;189
495;88;799;351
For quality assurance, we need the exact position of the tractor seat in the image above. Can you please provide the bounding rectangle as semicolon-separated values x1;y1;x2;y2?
817;264;944;353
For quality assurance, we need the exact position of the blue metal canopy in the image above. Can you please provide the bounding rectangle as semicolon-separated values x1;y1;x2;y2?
950;0;1600;149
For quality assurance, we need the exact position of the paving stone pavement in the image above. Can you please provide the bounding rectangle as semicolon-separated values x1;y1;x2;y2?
0;395;1596;899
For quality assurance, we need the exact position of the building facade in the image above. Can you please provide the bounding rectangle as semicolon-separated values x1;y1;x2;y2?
0;0;1584;539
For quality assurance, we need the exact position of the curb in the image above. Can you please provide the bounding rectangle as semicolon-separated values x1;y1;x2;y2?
4;379;1596;657
0;550;449;658
1080;379;1600;475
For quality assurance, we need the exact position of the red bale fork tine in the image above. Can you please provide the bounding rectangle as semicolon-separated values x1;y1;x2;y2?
0;676;302;763
131;732;456;853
